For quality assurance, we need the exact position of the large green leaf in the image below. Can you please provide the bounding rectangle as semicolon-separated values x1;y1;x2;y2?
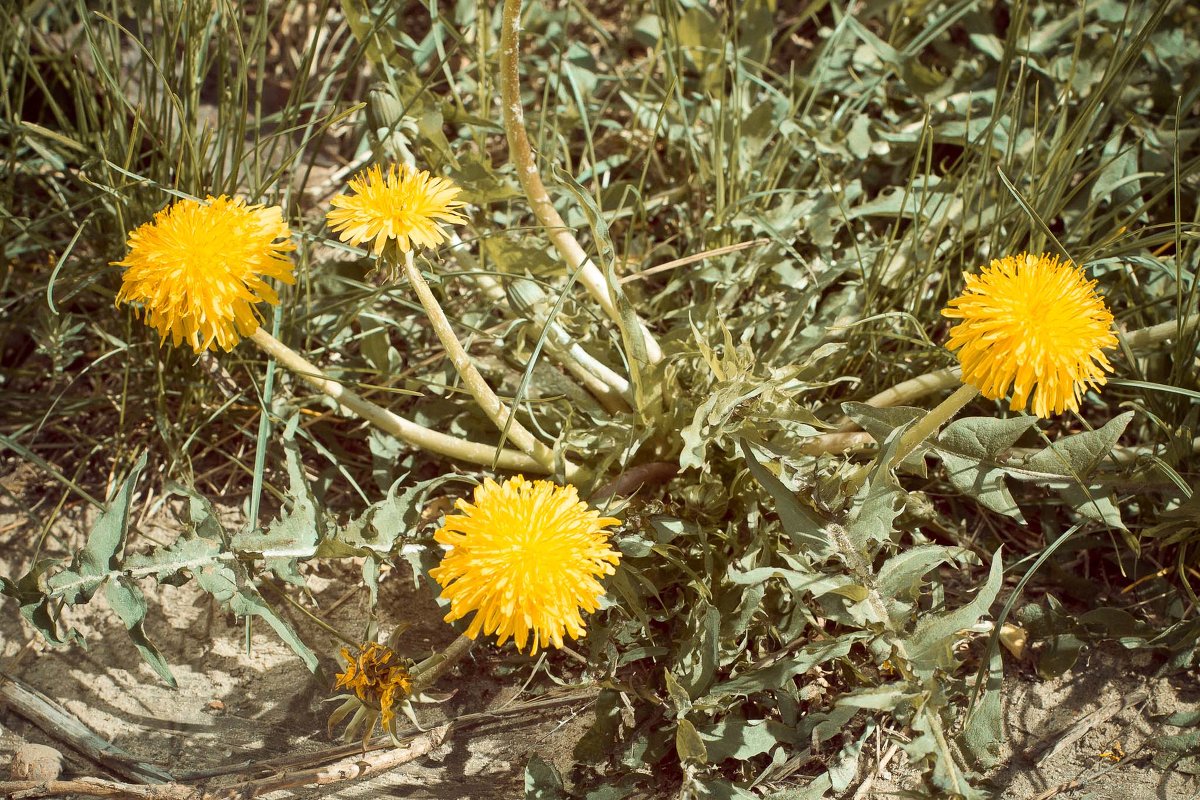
740;440;833;558
36;453;176;683
232;439;325;585
936;416;1037;520
906;551;1004;677
696;720;800;762
191;557;319;673
105;575;175;686
46;452;147;605
711;636;861;696
1011;412;1134;480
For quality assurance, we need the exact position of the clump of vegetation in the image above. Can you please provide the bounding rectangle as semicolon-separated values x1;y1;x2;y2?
1;1;1197;798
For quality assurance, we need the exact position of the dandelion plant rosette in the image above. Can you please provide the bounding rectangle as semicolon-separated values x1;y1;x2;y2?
114;195;295;353
429;476;621;654
942;252;1119;418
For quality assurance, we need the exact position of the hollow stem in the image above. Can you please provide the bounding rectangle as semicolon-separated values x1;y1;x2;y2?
247;328;545;473
410;634;475;692
399;251;578;480
890;383;980;468
498;0;663;366
847;314;1199;422
450;233;631;412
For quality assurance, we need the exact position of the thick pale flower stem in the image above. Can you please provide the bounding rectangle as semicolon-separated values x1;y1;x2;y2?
499;0;663;367
410;634;474;693
477;271;632;414
889;384;980;469
841;383;979;495
399;252;580;481
247;328;546;473
449;233;632;413
809;313;1200;456
1119;314;1200;350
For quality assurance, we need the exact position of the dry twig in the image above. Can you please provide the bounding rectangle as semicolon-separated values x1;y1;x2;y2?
0;725;452;799
0;672;173;784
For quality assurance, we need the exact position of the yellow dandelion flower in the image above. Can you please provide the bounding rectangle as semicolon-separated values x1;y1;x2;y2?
326;163;466;257
429;476;622;654
334;643;414;731
114;195;295;353
942;252;1118;418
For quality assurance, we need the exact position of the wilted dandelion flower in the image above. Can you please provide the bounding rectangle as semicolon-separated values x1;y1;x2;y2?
429;476;621;654
326;164;466;256
114;196;295;353
942;252;1118;418
334;642;414;732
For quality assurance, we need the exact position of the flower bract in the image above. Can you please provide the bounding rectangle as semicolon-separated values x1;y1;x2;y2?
429;476;621;654
942;252;1118;418
326;163;466;257
334;642;413;732
114;195;295;353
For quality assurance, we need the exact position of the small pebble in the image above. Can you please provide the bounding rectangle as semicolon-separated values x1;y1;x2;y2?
9;743;63;781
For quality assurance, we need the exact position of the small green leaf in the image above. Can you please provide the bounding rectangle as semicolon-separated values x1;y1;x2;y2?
761;775;833;800
741;440;833;558
961;647;1004;768
1057;483;1126;529
678;602;720;699
697;720;799;762
694;778;758;799
841;403;923;447
906;551;1004;676
838;685;921;710
876;545;970;601
664;669;693;716
675;718;708;764
828;724;871;792
844;481;904;551
524;754;566;800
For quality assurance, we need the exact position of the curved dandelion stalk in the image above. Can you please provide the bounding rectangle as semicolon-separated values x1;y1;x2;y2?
323;164;578;479
469;269;632;414
114;195;548;474
397;250;580;480
249;328;546;473
499;0;664;367
450;232;632;413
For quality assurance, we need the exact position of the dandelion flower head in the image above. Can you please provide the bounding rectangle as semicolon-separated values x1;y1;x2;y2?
429;476;621;654
942;252;1118;418
114;195;294;353
326;163;466;257
334;643;413;730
